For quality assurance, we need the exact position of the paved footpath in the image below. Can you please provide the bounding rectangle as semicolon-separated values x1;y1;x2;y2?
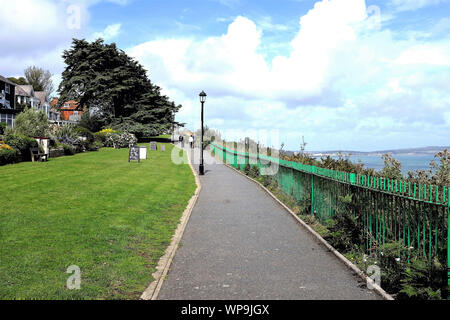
158;146;380;300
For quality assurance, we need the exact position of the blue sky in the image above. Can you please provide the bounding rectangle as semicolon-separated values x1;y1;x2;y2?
1;0;449;151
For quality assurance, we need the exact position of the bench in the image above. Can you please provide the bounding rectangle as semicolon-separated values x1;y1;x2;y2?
30;147;48;162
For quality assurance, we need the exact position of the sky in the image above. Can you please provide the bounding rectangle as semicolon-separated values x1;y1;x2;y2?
1;0;449;152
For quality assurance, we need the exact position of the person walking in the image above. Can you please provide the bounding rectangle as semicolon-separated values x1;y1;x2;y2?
189;135;194;149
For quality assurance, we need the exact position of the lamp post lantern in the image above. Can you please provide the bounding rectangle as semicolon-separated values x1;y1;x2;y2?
199;91;207;175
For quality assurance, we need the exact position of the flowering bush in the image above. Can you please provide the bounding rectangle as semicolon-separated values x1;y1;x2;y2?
105;132;137;149
0;142;13;150
3;134;38;161
0;143;19;165
99;128;118;134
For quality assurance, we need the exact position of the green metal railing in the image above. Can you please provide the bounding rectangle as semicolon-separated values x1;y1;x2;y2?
211;142;449;286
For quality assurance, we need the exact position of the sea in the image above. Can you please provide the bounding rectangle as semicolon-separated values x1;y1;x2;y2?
313;154;438;175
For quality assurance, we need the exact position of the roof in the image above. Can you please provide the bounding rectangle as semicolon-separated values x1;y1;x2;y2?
51;98;81;110
0;75;17;86
34;91;48;105
15;85;30;97
17;85;34;96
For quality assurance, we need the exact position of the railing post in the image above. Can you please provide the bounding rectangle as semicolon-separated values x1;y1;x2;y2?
222;139;226;163
311;166;315;216
245;137;249;168
256;143;260;171
234;142;237;168
350;173;356;185
256;142;260;163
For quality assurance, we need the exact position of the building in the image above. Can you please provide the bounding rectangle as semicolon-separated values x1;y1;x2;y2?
0;75;17;128
51;98;82;122
35;91;54;118
15;85;41;109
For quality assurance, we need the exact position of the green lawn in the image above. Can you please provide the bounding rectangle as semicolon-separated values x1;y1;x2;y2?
0;143;195;299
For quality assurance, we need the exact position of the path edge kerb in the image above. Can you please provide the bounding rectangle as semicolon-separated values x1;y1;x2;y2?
140;145;201;300
221;161;394;301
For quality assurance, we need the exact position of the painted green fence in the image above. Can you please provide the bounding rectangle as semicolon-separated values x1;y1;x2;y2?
211;142;449;286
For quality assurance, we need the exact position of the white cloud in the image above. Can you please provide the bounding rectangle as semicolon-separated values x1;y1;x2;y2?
91;23;122;41
128;0;450;151
390;0;450;11
393;44;450;65
0;0;125;89
130;0;368;102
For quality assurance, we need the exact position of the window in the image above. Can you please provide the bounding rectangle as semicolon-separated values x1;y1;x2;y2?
1;114;14;127
5;84;10;94
7;114;13;127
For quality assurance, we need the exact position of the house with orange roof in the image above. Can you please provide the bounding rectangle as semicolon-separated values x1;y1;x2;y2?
51;98;83;122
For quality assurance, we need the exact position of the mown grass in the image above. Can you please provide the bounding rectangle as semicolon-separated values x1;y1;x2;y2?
0;143;195;299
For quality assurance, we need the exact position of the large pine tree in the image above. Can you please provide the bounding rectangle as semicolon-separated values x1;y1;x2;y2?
58;39;181;137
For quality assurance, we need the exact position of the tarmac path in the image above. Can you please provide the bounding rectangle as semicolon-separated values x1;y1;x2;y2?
157;146;380;300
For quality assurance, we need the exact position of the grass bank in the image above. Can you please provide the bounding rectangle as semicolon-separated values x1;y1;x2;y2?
0;143;195;299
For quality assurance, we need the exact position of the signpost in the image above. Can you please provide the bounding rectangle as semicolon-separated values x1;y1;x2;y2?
129;146;140;163
139;146;147;159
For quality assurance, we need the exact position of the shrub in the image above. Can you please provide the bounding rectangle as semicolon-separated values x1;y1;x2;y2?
105;132;137;149
248;165;260;178
88;141;103;151
61;144;75;155
95;129;120;146
322;194;363;252
94;132;107;144
99;128;118;134
377;241;409;294
0;122;7;135
78;112;104;133
55;125;79;148
3;134;38;161
0;146;19;165
0;142;13;150
12;107;50;137
398;257;446;300
74;126;94;141
73;126;95;151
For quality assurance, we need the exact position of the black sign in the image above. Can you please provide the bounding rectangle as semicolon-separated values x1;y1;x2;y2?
150;142;158;151
129;146;140;162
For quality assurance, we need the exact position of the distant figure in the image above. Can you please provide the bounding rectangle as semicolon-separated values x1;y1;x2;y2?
189;135;194;149
179;135;184;147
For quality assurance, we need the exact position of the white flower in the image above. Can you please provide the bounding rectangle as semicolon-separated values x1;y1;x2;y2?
395;258;400;262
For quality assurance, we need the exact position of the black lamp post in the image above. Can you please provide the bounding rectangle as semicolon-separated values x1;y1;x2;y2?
199;91;207;175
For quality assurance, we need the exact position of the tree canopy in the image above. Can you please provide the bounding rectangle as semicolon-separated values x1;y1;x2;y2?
7;77;28;85
58;38;181;138
24;66;54;94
